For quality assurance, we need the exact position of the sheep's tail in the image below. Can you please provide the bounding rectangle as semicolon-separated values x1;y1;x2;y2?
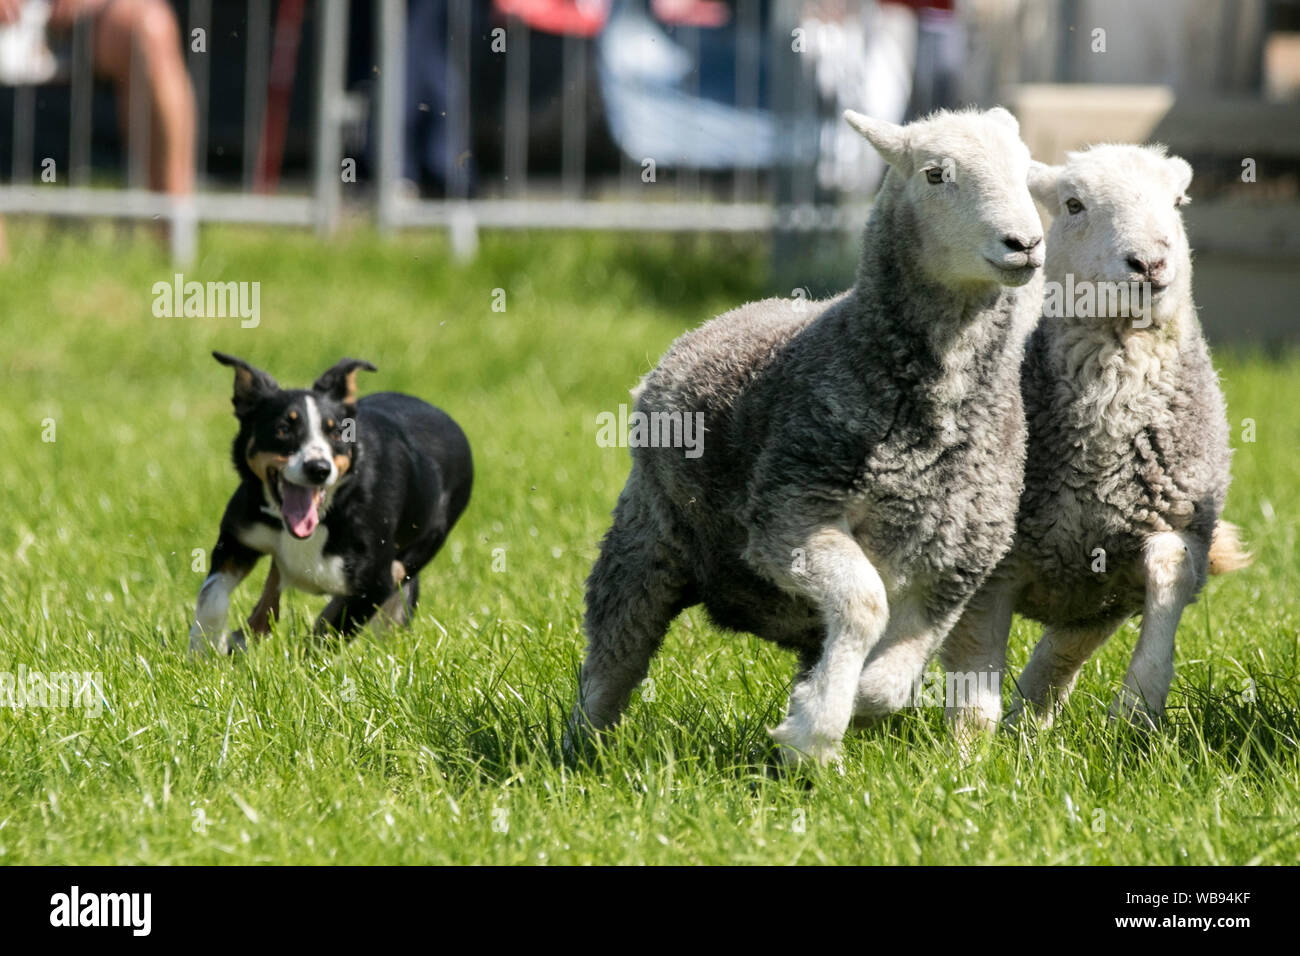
1208;520;1253;575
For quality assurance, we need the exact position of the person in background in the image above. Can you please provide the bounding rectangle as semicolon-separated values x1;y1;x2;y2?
404;0;473;198
0;0;195;195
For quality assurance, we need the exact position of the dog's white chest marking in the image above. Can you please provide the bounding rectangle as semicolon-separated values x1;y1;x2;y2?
238;523;349;596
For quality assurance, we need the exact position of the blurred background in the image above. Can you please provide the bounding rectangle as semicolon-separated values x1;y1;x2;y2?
0;0;1296;340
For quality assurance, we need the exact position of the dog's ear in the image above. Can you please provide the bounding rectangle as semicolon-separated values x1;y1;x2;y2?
213;351;279;417
313;358;377;405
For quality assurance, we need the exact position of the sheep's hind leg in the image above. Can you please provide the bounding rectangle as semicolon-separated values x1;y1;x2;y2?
1111;532;1199;728
566;496;690;757
1007;618;1123;729
938;582;1015;736
851;593;954;724
751;523;889;767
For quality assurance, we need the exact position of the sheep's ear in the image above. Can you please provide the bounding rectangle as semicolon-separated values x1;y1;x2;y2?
843;110;908;168
213;351;279;418
1027;161;1062;206
986;106;1020;134
1166;155;1193;197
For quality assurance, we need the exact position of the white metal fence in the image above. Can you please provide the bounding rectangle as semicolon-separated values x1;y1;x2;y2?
0;0;891;262
1;0;1271;262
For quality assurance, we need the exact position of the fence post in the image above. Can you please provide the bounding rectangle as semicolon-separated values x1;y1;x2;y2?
375;0;407;234
189;0;212;186
170;197;198;265
69;18;94;186
314;0;348;235
243;1;271;191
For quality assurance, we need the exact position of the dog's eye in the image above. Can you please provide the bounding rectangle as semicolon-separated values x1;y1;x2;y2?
1175;194;1189;207
924;167;945;185
1065;198;1085;215
275;422;290;439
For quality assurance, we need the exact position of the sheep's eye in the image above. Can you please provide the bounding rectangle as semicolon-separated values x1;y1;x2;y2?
1065;198;1084;215
1175;194;1189;207
924;167;945;185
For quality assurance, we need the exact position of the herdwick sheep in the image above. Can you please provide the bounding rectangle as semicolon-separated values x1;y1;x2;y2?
567;107;1046;765
941;144;1251;734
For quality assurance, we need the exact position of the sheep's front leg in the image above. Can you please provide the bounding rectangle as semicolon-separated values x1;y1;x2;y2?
752;523;889;766
1111;532;1199;727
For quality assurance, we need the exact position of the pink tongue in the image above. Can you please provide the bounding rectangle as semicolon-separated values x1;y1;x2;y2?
280;482;319;538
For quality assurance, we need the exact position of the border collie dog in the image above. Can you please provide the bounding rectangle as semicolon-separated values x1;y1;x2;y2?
189;352;473;654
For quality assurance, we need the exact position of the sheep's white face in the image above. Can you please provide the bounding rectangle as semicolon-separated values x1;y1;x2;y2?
1030;145;1193;324
845;107;1045;288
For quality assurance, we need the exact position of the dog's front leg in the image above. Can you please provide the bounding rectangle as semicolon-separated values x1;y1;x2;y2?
189;534;260;655
233;563;282;646
313;561;402;640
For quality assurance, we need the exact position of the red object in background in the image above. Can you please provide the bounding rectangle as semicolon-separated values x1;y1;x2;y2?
651;0;730;28
883;0;955;9
256;0;306;194
493;0;611;37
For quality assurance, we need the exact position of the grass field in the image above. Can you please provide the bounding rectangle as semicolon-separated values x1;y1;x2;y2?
0;223;1297;865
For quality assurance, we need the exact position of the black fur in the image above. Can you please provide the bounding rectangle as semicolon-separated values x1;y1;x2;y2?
197;352;472;645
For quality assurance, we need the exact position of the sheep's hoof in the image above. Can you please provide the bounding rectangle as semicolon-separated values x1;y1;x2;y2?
949;711;997;760
769;723;843;769
561;720;601;766
1003;698;1057;733
1108;692;1162;732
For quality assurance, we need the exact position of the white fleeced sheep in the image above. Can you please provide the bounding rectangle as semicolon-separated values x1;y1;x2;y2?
567;107;1046;765
943;144;1250;733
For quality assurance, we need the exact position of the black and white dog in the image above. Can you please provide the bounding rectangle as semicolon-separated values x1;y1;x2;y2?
189;352;473;653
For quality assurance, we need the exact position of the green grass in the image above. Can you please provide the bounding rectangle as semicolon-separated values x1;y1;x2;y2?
0;222;1296;865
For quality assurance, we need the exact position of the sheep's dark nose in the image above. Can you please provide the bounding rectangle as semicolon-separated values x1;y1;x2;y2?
1003;234;1042;253
303;458;332;484
1126;255;1164;275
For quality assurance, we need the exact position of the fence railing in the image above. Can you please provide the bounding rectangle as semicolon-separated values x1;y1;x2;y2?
0;0;910;262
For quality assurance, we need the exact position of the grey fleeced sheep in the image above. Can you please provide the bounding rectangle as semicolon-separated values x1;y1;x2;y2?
567;107;1046;765
941;144;1250;732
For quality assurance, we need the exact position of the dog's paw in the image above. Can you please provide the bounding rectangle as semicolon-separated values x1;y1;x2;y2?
187;626;213;656
188;626;240;657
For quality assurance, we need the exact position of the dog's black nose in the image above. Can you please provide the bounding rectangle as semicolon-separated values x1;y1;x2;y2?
303;458;332;484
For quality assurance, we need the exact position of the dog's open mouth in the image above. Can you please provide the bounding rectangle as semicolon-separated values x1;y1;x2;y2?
266;466;325;539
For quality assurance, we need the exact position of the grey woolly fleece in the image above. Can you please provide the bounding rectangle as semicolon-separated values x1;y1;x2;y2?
613;162;1040;654
1005;298;1233;628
